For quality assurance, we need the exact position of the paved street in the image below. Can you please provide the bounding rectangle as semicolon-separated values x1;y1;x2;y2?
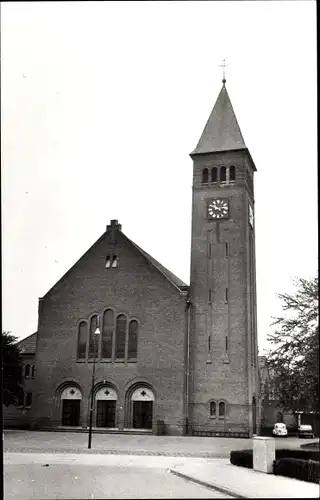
3;430;311;456
4;432;318;499
4;453;233;499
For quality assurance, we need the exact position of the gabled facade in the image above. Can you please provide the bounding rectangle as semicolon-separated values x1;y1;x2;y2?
6;80;261;437
29;220;189;434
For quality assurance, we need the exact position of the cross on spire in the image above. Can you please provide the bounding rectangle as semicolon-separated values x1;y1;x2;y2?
219;58;229;85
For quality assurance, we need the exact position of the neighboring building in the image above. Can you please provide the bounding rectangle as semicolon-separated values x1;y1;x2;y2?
4;78;260;436
258;356;319;436
258;356;297;431
3;333;37;428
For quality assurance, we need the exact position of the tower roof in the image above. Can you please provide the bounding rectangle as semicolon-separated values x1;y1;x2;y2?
191;83;247;155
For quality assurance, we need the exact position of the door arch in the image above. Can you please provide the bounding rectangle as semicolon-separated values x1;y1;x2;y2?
125;385;155;430
95;387;118;428
61;386;82;426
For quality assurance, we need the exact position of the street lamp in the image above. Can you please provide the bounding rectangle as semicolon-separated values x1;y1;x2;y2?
88;317;101;449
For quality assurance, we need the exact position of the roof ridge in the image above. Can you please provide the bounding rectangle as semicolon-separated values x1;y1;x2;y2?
123;234;188;291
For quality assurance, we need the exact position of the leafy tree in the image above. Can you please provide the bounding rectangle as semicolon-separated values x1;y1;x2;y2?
266;275;319;413
2;331;23;406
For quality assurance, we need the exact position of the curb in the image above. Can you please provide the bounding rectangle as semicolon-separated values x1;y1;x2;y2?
169;468;247;498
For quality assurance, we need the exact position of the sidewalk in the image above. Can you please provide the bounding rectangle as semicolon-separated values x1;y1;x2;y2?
170;460;320;498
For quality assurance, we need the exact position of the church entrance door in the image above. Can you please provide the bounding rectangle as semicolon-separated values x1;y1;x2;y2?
60;386;82;427
62;400;80;426
133;401;153;429
96;400;116;428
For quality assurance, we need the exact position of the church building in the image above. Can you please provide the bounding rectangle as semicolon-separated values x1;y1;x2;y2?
5;78;260;437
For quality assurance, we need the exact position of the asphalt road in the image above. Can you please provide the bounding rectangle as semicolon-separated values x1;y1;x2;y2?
4;453;234;499
4;430;314;457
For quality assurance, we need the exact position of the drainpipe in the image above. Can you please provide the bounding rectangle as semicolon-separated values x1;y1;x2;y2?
185;299;192;435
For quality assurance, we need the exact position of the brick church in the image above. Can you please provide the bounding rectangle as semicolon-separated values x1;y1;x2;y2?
5;78;260;437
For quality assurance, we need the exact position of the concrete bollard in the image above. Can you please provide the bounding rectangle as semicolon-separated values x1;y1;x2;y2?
253;436;275;474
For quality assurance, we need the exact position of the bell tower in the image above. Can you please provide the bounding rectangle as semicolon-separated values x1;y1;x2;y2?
188;78;259;437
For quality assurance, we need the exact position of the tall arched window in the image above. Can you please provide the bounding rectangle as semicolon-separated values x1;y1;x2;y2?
31;365;35;378
202;168;209;184
102;309;114;358
24;364;30;378
115;314;126;359
89;315;99;358
77;321;87;359
229;165;236;181
128;320;138;360
220;166;226;182
211;167;217;183
210;401;216;417
219;401;226;417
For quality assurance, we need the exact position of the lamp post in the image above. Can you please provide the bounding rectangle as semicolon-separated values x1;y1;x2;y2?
88;318;100;449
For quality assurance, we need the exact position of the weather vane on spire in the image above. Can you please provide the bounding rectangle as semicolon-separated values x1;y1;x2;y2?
219;58;229;85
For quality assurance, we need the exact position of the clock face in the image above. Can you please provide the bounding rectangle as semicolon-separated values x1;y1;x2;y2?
208;199;229;219
249;204;254;227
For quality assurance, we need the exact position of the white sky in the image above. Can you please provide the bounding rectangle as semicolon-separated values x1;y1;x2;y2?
1;1;317;354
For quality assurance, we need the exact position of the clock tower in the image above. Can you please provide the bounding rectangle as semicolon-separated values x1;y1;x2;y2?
188;79;259;437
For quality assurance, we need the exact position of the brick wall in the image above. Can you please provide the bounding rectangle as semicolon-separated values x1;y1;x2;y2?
30;228;187;435
188;150;259;435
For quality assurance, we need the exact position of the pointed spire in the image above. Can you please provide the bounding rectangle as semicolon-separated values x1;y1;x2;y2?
191;83;247;155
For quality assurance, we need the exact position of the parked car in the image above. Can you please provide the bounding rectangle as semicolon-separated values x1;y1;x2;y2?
272;422;288;437
298;424;314;439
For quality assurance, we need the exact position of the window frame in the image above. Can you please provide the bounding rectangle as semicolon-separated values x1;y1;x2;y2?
209;400;217;418
24;364;30;379
127;318;139;362
88;314;100;359
229;165;236;182
77;320;88;359
101;308;115;360
218;400;226;419
202;167;209;184
115;314;127;360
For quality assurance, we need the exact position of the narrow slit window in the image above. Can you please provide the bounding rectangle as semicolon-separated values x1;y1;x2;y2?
77;321;87;359
128;320;138;360
105;256;111;268
225;288;228;303
102;309;114;358
219;401;226;417
229;165;236;181
89;315;99;358
225;336;228;351
220;166;226;182
112;255;117;268
210;401;216;417
202;168;209;184
211;167;217;182
208;288;212;303
225;242;228;258
208;336;211;353
115;314;126;359
208;243;212;259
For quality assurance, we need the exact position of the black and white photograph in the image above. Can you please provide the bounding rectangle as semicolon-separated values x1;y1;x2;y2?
2;1;318;498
